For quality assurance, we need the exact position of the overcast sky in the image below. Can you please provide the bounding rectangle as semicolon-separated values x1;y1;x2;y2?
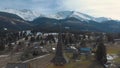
0;0;120;19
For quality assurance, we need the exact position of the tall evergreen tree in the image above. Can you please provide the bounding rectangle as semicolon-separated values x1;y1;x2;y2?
96;42;107;65
0;43;5;51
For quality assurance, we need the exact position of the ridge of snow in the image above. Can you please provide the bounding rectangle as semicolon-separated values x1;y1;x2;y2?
94;17;112;22
0;8;114;22
0;8;44;21
49;11;95;21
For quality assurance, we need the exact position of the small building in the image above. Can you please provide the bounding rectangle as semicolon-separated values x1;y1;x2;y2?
79;47;91;53
6;63;30;68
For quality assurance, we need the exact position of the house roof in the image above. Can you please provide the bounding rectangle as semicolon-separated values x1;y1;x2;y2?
80;48;91;52
6;63;29;68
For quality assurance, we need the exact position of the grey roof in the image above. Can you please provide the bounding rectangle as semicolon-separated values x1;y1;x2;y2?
6;63;29;68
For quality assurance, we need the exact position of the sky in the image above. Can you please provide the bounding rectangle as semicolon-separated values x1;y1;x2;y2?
0;0;120;19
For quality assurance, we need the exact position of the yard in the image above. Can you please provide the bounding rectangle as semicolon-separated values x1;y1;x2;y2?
48;43;120;68
106;43;120;64
48;53;103;68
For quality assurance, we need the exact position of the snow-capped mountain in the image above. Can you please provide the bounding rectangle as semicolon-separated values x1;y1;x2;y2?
47;11;95;21
94;17;111;22
0;8;120;33
0;8;112;22
0;8;44;21
47;11;111;22
0;11;31;31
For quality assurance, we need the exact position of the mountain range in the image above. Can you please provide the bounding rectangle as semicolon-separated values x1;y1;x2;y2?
0;11;32;31
0;8;120;33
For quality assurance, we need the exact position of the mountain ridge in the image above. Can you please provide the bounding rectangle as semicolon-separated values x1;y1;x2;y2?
0;11;32;31
0;8;120;33
0;8;114;22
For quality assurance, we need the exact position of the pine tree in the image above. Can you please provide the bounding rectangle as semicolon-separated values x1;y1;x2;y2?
30;36;35;42
25;36;28;41
0;43;5;51
96;42;107;64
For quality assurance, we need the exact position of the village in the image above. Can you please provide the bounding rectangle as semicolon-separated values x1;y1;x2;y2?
0;30;120;68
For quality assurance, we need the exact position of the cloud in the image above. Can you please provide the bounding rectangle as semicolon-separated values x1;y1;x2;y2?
0;0;62;13
0;0;31;9
62;0;120;19
0;0;120;19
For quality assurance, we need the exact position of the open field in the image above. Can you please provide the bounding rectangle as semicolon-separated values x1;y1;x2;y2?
0;43;120;68
106;43;120;63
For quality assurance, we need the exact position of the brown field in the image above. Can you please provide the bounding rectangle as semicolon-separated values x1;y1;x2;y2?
0;42;120;68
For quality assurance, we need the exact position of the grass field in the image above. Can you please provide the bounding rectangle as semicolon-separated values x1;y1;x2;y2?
0;43;119;68
48;53;103;68
107;46;120;54
48;43;120;68
106;43;120;63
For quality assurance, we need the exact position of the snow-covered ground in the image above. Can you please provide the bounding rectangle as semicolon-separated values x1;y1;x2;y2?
22;54;50;63
0;55;8;58
107;54;118;62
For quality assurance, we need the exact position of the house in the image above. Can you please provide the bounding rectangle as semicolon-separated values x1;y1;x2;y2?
79;47;91;53
6;63;30;68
